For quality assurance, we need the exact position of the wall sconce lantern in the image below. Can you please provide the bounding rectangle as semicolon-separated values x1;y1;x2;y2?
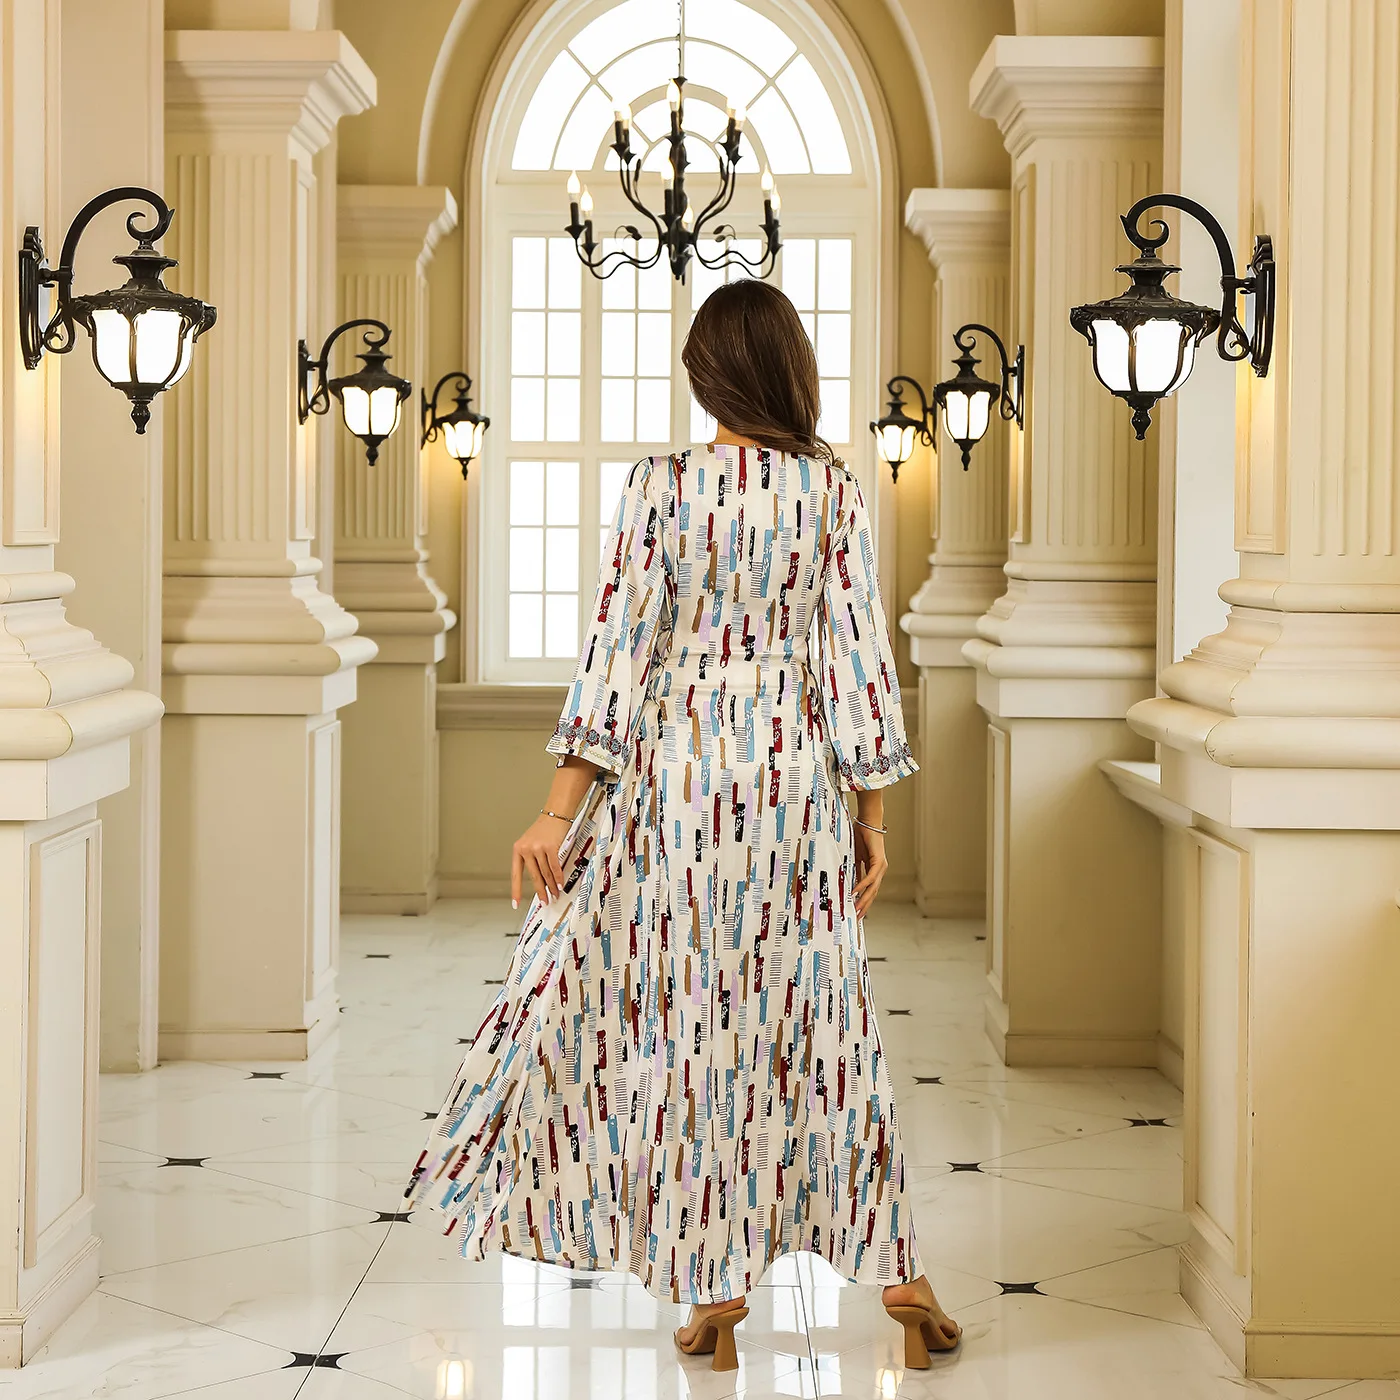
421;372;490;478
870;323;1024;480
1069;193;1274;439
299;318;411;465
19;185;216;433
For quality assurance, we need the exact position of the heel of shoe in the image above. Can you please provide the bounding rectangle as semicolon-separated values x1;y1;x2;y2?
710;1306;748;1372
885;1305;932;1369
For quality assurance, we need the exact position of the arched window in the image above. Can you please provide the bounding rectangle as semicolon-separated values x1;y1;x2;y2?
477;0;875;681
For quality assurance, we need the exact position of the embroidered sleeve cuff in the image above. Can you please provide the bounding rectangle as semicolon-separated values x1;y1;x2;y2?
545;718;628;779
835;737;919;792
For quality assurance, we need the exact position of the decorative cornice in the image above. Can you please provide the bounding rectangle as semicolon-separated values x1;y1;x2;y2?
338;185;460;268
904;189;1010;269
165;30;376;157
1098;760;1192;828
970;36;1164;159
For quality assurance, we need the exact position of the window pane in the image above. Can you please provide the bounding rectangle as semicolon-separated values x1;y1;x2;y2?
601;379;634;441
547;311;581;376
691;396;715;443
601;312;636;374
508;592;543;657
509;526;544;590
818;378;850;443
776;55;852;174
601;251;637;310
548;237;581;309
636;378;670;441
682;41;766;108
600;460;631;524
637;258;670;311
512;237;547;309
545;526;578;591
569;0;674;71
554;83;616;172
685;0;795;67
749;88;810;174
818;238;852;311
544;593;578;657
511;52;589;170
511;378;545;440
637;312;671;367
595;40;676;108
782;239;816;310
511;311;546;375
816;312;851;378
546;460;579;524
510;460;544;524
799;311;816;344
690;258;725;310
546;378;580;440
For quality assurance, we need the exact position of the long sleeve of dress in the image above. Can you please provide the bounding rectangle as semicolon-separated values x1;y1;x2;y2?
813;474;919;791
546;455;672;780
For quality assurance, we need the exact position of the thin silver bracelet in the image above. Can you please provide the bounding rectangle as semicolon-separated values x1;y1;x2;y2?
853;817;887;835
539;808;572;823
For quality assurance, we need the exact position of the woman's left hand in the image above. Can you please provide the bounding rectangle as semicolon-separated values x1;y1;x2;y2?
852;824;888;918
512;813;571;908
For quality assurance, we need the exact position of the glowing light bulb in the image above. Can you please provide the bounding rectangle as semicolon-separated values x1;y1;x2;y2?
580;187;593;217
682;202;694;229
731;100;746;127
664;157;675;185
771;186;782;215
667;79;681;110
567;170;580;197
615;101;631;125
761;167;773;193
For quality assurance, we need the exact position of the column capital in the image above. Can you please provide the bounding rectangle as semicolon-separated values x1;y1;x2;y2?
904;188;1009;269
338;185;459;270
165;29;376;159
971;36;1163;158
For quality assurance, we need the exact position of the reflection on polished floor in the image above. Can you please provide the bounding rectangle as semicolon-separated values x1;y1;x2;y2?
10;899;1396;1399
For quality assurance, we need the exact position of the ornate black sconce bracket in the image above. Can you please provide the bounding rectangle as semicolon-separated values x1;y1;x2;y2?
421;370;491;479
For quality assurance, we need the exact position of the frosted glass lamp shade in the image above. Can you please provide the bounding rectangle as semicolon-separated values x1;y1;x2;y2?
876;422;914;466
940;387;993;448
443;416;487;463
326;342;411;466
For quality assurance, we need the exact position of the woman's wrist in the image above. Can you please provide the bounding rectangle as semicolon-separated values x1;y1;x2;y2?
539;807;573;823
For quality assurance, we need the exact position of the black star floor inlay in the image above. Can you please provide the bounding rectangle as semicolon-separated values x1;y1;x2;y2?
364;953;391;960
914;1076;944;1085
247;1071;285;1080
887;1008;911;1016
484;978;505;986
997;1281;1044;1295
422;1110;438;1121
569;1278;598;1290
1126;1116;1170;1127
375;1210;413;1224
949;1162;982;1172
159;1156;208;1168
975;934;987;941
285;1353;349;1369
868;956;887;962
456;1037;473;1046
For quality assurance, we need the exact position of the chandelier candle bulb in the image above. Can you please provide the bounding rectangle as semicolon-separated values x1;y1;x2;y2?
667;78;681;110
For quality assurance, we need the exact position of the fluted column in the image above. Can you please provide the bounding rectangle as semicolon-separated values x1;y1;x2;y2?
335;185;457;913
966;36;1165;1066
1130;1;1400;1375
0;0;164;1364
900;190;1009;917
158;31;377;1060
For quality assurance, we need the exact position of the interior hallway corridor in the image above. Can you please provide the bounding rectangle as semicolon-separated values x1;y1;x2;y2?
6;899;1390;1400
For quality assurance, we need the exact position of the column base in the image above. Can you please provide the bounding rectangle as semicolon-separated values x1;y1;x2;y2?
340;877;439;916
158;983;339;1062
0;1234;100;1368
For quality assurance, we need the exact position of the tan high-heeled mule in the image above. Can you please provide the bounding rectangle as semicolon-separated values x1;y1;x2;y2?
673;1303;749;1372
884;1300;962;1368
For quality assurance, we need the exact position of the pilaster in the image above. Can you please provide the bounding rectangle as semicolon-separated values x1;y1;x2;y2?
0;0;163;1365
335;185;458;914
899;189;1009;917
1129;1;1400;1374
158;30;377;1060
966;36;1165;1067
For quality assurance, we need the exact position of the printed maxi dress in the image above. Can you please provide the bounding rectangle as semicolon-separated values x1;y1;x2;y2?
406;443;922;1304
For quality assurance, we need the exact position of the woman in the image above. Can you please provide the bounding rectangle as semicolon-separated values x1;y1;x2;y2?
405;278;960;1372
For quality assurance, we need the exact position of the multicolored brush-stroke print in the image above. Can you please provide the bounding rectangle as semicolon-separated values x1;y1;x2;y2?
407;445;920;1303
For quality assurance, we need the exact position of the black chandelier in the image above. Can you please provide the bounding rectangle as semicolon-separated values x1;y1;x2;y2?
1069;193;1274;439
564;1;780;283
298;318;412;466
421;372;490;479
19;186;217;433
870;324;1024;480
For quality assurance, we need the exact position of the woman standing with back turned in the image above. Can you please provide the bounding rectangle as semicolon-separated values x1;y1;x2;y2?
406;278;961;1372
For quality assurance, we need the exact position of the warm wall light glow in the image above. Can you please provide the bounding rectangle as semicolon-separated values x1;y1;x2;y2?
435;1358;473;1400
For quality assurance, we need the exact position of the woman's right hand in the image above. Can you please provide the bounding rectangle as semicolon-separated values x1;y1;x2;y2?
512;813;571;909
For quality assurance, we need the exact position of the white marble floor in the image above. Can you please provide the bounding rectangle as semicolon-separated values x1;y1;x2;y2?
8;899;1396;1400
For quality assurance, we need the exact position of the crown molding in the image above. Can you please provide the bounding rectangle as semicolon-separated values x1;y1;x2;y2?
338;186;460;267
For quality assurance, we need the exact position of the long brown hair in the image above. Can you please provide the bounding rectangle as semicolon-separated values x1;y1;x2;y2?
682;277;836;465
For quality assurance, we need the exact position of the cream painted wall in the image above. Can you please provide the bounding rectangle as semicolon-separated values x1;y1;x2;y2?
1015;0;1164;36
331;0;1012;895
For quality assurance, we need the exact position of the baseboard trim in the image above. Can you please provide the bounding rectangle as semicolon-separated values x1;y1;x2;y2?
437;874;510;899
1247;1322;1400;1379
0;1233;99;1367
914;888;985;919
340;886;437;916
1181;1243;1247;1374
159;1005;337;1063
1000;1026;1159;1068
1156;1031;1184;1089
